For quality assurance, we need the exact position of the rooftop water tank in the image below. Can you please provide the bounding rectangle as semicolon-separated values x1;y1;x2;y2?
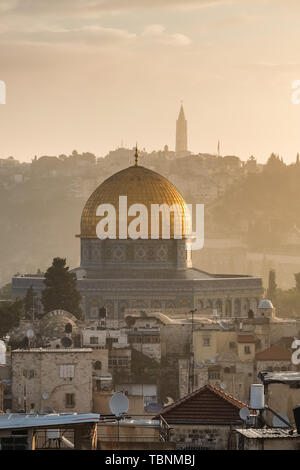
250;384;264;410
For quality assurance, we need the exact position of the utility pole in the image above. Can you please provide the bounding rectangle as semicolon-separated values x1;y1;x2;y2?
188;308;197;393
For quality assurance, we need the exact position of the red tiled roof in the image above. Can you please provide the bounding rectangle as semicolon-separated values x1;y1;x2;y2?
237;334;256;343
155;385;249;424
255;344;291;361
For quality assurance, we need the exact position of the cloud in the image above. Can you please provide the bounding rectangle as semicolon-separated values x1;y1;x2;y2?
1;0;233;16
0;25;137;48
142;24;192;46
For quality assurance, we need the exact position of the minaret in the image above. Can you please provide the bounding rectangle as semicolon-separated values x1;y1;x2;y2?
176;103;188;154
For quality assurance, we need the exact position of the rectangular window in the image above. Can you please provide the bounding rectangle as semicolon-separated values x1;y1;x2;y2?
244;345;251;354
208;370;220;380
23;369;35;379
90;336;99;344
60;364;75;378
65;393;75;408
203;336;210;347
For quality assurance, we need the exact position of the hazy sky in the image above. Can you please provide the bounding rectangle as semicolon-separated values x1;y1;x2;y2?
1;0;300;163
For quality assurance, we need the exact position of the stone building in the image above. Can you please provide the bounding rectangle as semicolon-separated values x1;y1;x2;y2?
255;344;294;375
127;328;161;362
12;159;263;324
8;310;81;349
154;384;249;450
258;371;300;427
11;348;93;414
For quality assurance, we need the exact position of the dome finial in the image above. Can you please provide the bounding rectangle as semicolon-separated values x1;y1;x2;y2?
134;143;139;166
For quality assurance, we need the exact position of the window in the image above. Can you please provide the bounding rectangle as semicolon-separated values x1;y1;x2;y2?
23;369;35;379
94;361;102;370
208;370;220;380
65;393;75;408
65;323;72;334
203;336;210;347
90;336;99;344
229;342;236;349
108;357;129;368
60;364;75;378
194;375;199;387
244;345;251;355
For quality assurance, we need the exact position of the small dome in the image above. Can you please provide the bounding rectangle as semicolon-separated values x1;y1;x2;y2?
258;299;274;309
40;310;78;339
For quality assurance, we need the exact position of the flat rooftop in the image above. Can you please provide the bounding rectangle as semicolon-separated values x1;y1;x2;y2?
258;371;300;385
12;348;92;353
0;413;100;429
236;428;297;439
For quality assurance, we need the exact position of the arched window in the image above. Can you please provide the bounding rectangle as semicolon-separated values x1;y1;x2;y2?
94;361;102;370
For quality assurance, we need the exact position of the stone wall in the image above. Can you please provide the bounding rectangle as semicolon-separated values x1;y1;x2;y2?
11;349;93;414
170;423;232;450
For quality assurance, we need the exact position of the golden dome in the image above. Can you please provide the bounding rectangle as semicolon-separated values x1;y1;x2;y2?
80;165;190;239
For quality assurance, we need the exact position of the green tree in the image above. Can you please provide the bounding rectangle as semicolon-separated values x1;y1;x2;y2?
23;286;37;320
41;257;82;319
0;282;12;300
0;299;23;337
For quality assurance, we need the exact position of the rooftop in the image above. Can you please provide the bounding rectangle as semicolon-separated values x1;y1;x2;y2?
12;348;92;353
237;334;256;343
0;413;100;430
154;384;250;424
236;428;298;439
255;345;291;361
258;371;300;385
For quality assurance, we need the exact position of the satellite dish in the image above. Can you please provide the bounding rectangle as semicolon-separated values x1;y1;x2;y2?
61;336;72;348
273;414;290;428
42;392;49;400
164;396;174;407
239;407;250;421
210;357;216;364
109;392;129;417
26;329;34;339
220;382;227;390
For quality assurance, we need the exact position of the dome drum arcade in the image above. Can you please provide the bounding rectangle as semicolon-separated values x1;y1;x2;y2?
12;150;263;323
